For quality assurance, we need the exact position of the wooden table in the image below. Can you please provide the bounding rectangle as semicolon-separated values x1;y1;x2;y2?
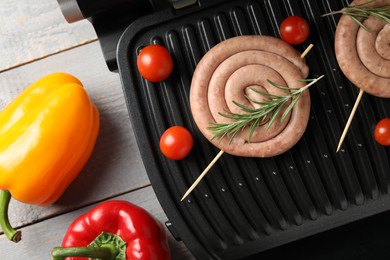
0;0;194;259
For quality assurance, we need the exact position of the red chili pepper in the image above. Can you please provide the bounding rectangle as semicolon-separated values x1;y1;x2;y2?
51;200;171;260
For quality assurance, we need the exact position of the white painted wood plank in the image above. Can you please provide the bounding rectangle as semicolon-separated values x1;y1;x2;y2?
0;0;97;71
0;186;196;260
0;41;150;228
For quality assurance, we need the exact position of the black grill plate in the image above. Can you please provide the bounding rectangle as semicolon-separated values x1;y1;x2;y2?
117;0;390;259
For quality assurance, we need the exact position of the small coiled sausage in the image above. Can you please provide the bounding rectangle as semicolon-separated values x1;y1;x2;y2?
190;35;310;157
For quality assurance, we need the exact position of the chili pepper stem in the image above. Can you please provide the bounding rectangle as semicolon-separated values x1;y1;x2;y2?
52;245;118;260
0;190;21;243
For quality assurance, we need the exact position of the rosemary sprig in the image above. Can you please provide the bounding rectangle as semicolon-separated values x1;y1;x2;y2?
208;75;325;144
322;0;390;31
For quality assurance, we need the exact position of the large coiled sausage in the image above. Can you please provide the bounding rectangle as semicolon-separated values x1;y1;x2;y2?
335;0;390;98
190;35;310;158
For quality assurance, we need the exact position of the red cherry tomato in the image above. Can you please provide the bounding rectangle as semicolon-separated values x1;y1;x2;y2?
280;16;310;45
160;126;193;160
374;118;390;146
137;44;174;82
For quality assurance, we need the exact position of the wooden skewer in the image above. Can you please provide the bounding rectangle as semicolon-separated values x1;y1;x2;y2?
180;43;316;202
336;89;364;152
301;43;314;59
181;150;224;201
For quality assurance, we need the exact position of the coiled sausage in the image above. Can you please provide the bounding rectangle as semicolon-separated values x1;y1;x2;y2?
335;0;390;98
190;35;310;157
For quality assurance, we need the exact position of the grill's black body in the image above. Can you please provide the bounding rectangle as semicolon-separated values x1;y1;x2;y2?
69;0;390;259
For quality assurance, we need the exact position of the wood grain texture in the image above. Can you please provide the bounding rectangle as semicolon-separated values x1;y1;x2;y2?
0;41;150;228
0;186;195;260
0;0;97;71
0;0;195;259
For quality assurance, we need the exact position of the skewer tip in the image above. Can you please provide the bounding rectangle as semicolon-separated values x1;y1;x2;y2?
180;193;188;202
300;43;314;59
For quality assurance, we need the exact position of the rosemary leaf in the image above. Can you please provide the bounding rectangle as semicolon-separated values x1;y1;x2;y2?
352;0;376;8
232;100;257;113
250;89;282;99
322;0;390;31
348;14;371;31
266;79;298;90
282;95;300;121
266;102;285;129
249;117;261;142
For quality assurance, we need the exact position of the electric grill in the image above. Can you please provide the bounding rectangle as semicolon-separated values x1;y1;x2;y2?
58;0;390;259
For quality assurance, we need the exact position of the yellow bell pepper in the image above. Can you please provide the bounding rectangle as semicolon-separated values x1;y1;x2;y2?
0;73;99;242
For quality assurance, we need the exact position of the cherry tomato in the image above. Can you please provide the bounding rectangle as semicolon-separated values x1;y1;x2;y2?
137;44;174;82
280;16;310;45
374;118;390;146
160;126;193;160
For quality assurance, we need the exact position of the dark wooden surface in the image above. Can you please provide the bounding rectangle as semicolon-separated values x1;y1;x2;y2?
0;1;194;259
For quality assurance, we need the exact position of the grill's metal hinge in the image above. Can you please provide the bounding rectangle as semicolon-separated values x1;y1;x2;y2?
170;0;197;9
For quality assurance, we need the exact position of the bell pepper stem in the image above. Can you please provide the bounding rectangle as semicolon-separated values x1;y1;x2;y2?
0;190;21;243
52;232;126;260
52;245;117;260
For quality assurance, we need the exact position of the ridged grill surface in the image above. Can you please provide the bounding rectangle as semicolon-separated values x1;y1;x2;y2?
117;0;390;259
